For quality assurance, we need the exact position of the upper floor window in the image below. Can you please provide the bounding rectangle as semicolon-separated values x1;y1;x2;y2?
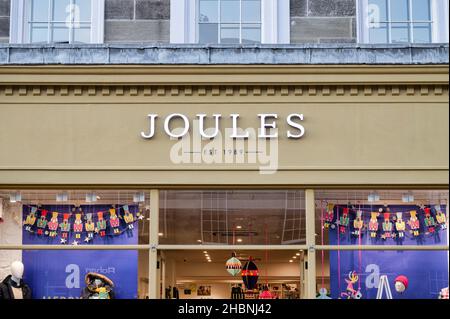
10;0;104;44
358;0;449;43
199;0;261;44
171;0;289;44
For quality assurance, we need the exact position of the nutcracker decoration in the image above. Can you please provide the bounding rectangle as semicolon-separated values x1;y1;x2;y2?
352;210;364;237
339;208;350;234
59;213;71;244
324;203;335;229
96;212;107;237
368;212;379;238
408;210;420;237
84;213;95;241
423;207;436;234
36;210;48;236
47;212;59;237
395;212;406;239
435;205;447;230
123;205;135;236
241;258;259;290
23;206;37;232
381;213;392;240
109;207;121;235
73;211;84;240
225;252;242;276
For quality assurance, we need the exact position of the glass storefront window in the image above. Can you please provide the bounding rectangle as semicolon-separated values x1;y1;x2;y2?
0;189;150;299
314;189;449;299
158;190;305;245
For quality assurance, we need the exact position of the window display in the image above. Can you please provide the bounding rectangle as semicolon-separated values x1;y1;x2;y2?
0;261;32;299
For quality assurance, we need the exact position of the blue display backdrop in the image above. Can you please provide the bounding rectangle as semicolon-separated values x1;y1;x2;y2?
328;205;448;299
22;205;139;299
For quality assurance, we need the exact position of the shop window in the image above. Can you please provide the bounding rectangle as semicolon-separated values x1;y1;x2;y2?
0;189;150;299
170;0;290;44
10;0;104;44
158;190;305;245
315;189;449;299
357;0;449;43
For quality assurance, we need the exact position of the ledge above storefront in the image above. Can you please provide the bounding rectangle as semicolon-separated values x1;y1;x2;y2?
0;44;448;65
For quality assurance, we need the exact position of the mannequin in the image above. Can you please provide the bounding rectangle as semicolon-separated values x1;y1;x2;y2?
0;261;32;299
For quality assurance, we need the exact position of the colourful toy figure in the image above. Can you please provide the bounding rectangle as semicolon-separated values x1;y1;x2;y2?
381;213;392;240
23;207;37;232
123;205;135;230
423;207;436;234
352;210;364;237
408;211;420;237
36;210;48;236
368;212;379;238
324;203;335;229
73;212;84;239
339;208;350;234
85;213;95;240
109;208;121;234
59;213;71;241
340;271;362;299
395;212;406;238
47;212;59;237
96;212;107;237
435;205;447;230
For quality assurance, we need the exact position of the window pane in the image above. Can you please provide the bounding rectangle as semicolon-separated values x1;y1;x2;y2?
31;0;49;21
412;0;431;21
30;23;48;43
390;0;409;21
413;22;432;42
221;0;240;23
74;0;91;22
368;0;388;22
199;23;219;43
52;0;71;22
74;26;91;43
220;24;240;44
391;22;410;43
369;22;388;43
242;24;261;43
242;0;261;22
159;190;306;245
200;0;218;23
51;23;70;43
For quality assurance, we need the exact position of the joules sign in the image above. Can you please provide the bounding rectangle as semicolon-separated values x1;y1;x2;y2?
140;113;306;139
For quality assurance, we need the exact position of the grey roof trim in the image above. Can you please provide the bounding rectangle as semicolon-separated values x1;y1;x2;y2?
0;44;448;65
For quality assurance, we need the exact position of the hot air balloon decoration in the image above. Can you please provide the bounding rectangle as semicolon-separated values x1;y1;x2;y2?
241;257;259;290
226;252;242;276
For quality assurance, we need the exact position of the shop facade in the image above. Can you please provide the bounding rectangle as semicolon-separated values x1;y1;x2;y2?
0;44;449;299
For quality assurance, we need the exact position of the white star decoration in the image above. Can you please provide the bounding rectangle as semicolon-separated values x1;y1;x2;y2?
72;240;79;246
138;215;144;220
84;237;91;243
60;238;67;244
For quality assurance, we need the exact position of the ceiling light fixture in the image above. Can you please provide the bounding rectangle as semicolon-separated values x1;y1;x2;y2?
296;253;300;256
85;192;97;203
158;233;164;237
368;192;380;202
237;238;243;243
9;192;21;203
133;192;145;203
236;225;242;229
56;192;68;202
197;239;202;243
402;192;414;203
289;260;293;263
